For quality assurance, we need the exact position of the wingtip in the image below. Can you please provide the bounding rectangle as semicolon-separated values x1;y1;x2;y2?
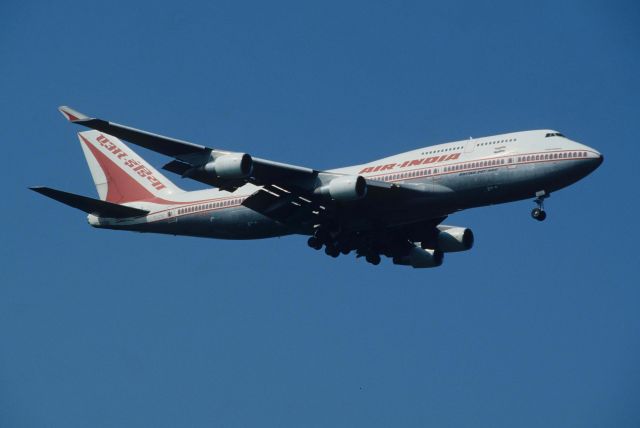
29;186;48;195
58;106;89;122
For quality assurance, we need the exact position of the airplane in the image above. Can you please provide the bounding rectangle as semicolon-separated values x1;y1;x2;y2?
30;106;603;268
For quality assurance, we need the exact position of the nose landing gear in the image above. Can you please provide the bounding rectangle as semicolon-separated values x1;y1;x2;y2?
531;191;548;221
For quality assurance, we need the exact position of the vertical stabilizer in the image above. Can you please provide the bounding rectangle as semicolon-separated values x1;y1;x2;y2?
78;130;183;203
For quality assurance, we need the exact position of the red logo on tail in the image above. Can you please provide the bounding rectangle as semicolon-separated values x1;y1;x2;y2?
95;134;166;190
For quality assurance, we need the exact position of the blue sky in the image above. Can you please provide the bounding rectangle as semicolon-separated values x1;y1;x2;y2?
1;1;639;426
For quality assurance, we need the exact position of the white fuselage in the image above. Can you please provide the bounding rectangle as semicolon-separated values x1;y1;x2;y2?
90;129;602;239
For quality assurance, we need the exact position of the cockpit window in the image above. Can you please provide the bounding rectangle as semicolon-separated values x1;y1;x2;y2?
545;132;566;138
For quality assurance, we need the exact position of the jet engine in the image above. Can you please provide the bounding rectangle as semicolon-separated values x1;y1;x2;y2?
421;226;474;253
203;153;253;179
393;246;444;268
435;226;474;253
315;175;367;201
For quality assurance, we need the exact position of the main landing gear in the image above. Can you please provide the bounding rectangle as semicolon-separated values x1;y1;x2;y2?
307;228;340;258
307;226;381;265
307;236;323;250
531;191;549;221
365;253;381;266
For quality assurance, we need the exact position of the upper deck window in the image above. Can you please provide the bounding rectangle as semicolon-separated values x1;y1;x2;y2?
545;132;566;138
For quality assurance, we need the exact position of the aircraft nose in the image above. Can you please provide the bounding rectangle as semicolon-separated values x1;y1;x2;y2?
589;150;604;170
583;148;603;175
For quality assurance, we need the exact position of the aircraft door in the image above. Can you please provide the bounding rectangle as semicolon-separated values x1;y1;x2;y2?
464;138;476;153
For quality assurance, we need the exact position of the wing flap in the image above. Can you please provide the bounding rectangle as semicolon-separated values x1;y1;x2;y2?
242;184;324;223
30;186;149;218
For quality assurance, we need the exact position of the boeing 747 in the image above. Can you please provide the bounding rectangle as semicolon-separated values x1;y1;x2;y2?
31;106;603;268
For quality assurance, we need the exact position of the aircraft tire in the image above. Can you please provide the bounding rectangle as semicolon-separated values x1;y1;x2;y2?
325;245;340;258
307;236;323;250
531;208;547;221
366;254;381;265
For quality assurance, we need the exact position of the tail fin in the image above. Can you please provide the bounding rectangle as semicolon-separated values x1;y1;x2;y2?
78;130;183;204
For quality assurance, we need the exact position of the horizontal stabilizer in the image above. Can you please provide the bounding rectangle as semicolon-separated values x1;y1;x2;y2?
30;186;149;218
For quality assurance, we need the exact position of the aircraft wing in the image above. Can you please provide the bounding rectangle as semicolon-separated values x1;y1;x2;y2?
59;106;319;192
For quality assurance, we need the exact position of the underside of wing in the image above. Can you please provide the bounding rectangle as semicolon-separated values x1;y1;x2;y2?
59;106;209;158
59;106;321;192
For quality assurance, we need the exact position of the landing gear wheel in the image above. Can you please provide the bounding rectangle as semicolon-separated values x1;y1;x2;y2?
325;245;340;258
531;207;547;221
365;254;381;265
307;236;323;250
531;191;549;222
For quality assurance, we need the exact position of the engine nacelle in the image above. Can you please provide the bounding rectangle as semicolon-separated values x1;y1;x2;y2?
435;226;474;253
421;226;474;253
393;247;444;268
203;153;253;179
315;175;367;201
